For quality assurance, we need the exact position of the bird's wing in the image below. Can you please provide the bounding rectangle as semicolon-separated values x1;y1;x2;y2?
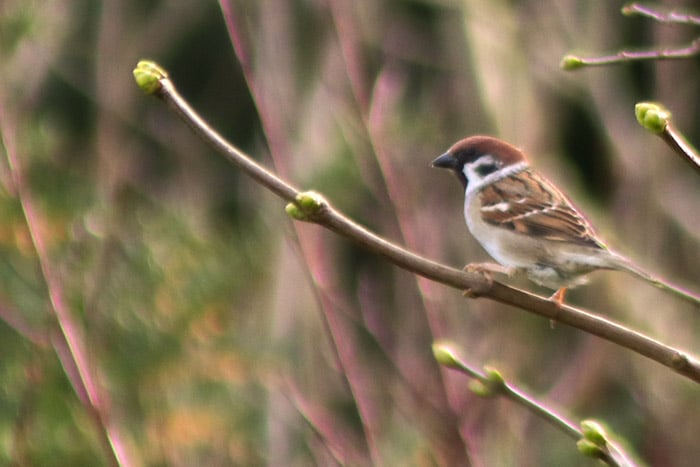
478;169;605;249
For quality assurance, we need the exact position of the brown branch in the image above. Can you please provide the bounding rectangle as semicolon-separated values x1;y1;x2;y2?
133;61;700;385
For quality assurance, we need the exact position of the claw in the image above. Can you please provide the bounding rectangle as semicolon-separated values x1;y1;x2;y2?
462;262;511;298
548;288;567;328
549;287;568;306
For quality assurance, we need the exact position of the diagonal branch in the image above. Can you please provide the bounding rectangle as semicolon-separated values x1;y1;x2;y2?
0;102;130;466
432;342;640;467
133;60;700;385
561;4;700;70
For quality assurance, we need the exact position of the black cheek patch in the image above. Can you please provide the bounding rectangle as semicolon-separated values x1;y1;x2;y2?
475;161;500;177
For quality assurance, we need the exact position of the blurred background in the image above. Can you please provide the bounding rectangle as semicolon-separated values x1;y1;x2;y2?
1;0;700;465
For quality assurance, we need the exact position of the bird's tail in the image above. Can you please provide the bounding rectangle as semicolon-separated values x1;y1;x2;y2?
610;252;700;307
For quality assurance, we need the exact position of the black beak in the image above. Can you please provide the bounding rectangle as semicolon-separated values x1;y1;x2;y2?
431;152;457;169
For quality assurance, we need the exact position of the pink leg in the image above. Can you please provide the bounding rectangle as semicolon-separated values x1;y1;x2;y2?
549;287;567;306
462;263;516;298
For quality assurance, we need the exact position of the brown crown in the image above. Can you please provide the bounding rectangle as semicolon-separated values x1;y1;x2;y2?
448;136;527;166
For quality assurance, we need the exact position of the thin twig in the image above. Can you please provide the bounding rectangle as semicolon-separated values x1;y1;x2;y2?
433;342;640;467
561;4;700;70
562;39;700;69
134;61;700;385
623;3;700;26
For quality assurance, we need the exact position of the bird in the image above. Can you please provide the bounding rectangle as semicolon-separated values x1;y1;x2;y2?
431;135;700;306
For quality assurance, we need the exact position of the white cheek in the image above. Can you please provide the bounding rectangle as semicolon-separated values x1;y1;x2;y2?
461;164;472;181
462;154;494;183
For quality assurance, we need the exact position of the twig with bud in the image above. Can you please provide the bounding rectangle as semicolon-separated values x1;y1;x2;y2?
133;60;700;385
561;3;700;70
622;3;700;26
432;341;641;467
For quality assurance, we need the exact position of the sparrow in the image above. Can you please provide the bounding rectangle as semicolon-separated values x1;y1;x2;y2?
432;135;700;306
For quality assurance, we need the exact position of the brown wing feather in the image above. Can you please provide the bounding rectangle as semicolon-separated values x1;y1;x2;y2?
479;170;605;248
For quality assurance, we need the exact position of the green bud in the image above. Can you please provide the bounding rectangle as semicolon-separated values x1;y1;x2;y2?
560;54;584;71
296;191;325;214
621;5;635;16
285;202;305;221
432;341;462;369
133;60;169;94
483;366;505;387
576;439;605;459
581;420;608;447
285;191;327;222
635;102;671;134
469;379;496;398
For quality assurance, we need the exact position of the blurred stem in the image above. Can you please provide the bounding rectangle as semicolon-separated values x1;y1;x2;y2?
218;5;387;463
0;106;129;466
0;302;49;347
433;342;641;467
135;60;700;385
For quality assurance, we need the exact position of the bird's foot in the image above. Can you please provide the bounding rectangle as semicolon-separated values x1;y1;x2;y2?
547;287;568;328
462;262;515;298
548;287;568;306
